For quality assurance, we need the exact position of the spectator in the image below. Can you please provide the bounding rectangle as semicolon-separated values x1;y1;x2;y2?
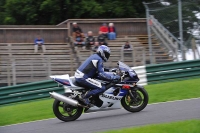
108;23;116;40
74;31;85;50
123;41;133;50
99;23;108;38
72;22;84;39
98;31;108;46
92;42;100;52
86;31;95;49
34;36;46;53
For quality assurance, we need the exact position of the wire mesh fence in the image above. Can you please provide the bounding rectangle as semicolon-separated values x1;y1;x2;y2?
144;0;200;49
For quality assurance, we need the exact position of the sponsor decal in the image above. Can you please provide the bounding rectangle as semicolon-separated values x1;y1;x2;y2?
101;93;121;100
64;81;70;85
56;78;71;86
87;78;102;88
88;79;99;86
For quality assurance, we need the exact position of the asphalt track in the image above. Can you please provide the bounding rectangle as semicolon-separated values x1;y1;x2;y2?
0;98;200;133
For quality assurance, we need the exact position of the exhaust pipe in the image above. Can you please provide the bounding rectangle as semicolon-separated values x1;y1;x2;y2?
49;92;88;108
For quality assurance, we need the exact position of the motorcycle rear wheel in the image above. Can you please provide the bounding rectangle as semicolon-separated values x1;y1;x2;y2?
53;93;83;122
121;86;148;112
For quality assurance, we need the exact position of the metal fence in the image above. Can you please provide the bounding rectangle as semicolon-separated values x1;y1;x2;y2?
143;0;200;61
0;56;75;86
0;58;50;86
1;59;200;105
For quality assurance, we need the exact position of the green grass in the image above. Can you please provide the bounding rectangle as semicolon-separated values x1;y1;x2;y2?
0;99;55;126
146;78;200;103
98;119;200;133
0;78;200;126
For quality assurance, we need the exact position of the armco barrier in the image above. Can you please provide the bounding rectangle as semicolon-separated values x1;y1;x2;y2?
0;59;200;105
146;59;200;83
132;59;200;85
146;59;200;73
0;80;64;105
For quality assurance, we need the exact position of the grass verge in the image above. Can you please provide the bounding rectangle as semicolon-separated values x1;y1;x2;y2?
98;119;200;133
146;78;200;103
0;78;200;126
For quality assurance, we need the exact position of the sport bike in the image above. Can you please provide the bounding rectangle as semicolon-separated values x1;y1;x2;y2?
49;61;149;122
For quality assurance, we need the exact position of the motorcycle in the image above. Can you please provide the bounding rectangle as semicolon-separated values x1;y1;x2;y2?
49;61;149;122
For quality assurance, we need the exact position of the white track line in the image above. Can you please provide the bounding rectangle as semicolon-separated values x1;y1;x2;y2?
1;97;200;127
148;97;200;105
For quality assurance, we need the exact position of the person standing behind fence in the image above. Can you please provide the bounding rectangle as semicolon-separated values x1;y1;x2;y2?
34;36;46;53
108;23;116;40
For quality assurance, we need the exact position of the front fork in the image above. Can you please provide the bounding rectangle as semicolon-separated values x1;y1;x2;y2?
128;90;138;102
127;83;138;103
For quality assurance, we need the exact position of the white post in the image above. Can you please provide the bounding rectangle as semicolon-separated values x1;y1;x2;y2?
12;59;16;85
178;0;186;60
143;2;153;64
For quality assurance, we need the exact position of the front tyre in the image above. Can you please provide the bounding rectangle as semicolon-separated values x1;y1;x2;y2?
121;86;148;112
53;93;83;122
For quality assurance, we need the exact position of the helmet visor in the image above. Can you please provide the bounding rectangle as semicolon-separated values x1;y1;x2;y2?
104;51;110;60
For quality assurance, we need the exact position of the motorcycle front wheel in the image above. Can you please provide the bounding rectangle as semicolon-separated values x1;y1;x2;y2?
121;86;149;112
53;93;83;122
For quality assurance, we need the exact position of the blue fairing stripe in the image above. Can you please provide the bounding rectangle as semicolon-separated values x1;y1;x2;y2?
119;89;128;96
55;78;71;86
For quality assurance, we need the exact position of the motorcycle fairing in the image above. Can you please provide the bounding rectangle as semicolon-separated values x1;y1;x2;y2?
55;78;71;86
118;89;128;97
50;75;73;86
50;75;85;91
118;61;139;83
50;75;129;109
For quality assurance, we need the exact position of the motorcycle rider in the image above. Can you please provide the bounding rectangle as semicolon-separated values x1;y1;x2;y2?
74;45;120;106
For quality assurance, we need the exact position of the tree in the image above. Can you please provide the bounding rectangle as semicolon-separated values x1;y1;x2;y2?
0;0;148;25
4;0;42;24
0;0;6;24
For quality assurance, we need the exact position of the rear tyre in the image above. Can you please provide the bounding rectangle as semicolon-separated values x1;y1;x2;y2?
53;93;83;122
121;86;148;112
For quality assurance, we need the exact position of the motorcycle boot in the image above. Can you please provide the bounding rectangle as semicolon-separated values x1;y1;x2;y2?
80;91;92;106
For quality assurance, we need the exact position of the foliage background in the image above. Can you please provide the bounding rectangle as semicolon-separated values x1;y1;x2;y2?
0;0;155;25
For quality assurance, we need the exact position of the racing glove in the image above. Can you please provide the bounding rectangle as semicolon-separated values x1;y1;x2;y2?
112;75;121;83
110;68;118;72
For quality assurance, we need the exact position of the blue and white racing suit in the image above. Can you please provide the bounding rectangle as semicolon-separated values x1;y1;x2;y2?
75;53;114;96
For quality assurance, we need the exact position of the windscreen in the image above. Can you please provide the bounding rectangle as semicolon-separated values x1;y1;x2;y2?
118;61;131;71
118;61;139;82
